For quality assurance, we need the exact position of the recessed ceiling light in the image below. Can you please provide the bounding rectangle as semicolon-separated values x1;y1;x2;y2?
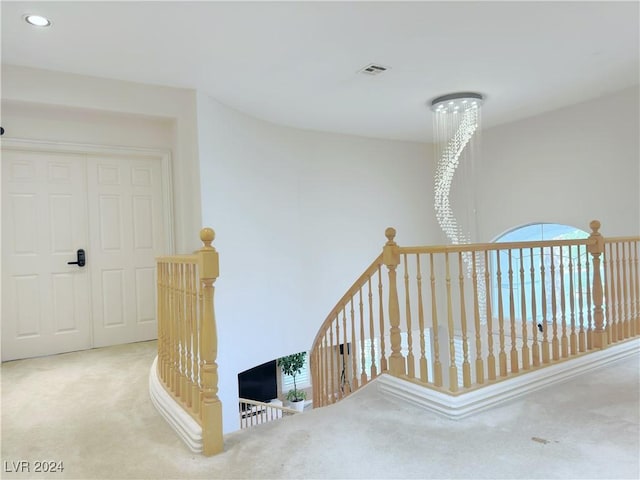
24;14;52;27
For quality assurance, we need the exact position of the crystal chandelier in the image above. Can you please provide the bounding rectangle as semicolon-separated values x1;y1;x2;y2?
431;92;484;246
431;92;486;316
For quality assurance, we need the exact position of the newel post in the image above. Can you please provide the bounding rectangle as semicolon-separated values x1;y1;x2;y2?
588;220;608;349
383;227;406;376
197;227;223;456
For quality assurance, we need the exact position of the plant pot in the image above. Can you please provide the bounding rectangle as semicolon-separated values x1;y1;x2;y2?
289;399;305;412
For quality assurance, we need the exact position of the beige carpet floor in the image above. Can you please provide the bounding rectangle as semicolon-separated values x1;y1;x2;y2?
1;340;639;480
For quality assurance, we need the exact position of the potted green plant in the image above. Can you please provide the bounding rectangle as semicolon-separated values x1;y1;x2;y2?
277;352;307;412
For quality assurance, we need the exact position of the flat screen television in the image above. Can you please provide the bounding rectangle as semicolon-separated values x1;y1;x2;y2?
237;359;277;404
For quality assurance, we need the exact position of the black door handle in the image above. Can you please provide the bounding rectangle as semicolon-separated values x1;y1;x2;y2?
67;249;86;267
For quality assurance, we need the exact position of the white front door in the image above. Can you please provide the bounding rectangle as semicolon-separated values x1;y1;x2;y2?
2;150;92;360
2;144;171;361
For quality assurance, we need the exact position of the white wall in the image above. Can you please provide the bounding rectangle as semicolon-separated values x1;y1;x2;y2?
477;86;640;240
196;92;435;432
4;65;637;436
1;65;203;252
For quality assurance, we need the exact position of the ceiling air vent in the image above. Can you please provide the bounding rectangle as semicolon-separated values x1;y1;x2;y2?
358;63;389;76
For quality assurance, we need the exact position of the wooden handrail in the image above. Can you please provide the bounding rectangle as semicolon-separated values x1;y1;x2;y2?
398;237;594;255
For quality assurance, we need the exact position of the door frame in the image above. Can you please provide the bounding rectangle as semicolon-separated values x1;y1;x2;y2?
1;137;175;254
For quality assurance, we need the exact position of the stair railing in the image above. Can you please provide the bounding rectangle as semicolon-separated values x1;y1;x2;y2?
156;228;223;456
238;398;300;429
310;220;640;406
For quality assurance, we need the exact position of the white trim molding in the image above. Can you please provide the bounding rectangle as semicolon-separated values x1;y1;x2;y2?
377;339;640;419
148;356;203;453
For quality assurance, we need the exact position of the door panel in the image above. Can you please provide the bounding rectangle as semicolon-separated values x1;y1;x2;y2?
2;150;91;360
87;155;166;347
2;146;170;361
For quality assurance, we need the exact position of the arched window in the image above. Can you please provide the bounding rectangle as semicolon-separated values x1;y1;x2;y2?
493;223;589;326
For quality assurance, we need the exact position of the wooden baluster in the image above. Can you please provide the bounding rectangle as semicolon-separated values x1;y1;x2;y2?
609;243;618;343
508;250;519;373
383;228;405;376
323;336;329;406
496;250;507;377
157;263;164;382
171;262;179;393
335;316;342;400
311;348;317;407
316;340;322;407
184;264;193;409
166;263;173;390
416;255;428;383
430;253;443;387
616;242;624;341
378;266;387;372
403;254;415;379
560;246;568;358
540;247;550;363
316;342;321;407
359;288;367;386
444;252;458;392
175;262;182;394
586;249;593;350
329;320;336;403
551;247;559;361
603;243;612;343
343;305;351;394
180;263;188;403
167;263;176;386
312;343;317;407
197;228;223;456
191;265;200;417
458;252;471;388
622;242;630;339
627;242;635;337
519;249;530;370
162;263;169;382
484;250;496;381
350;298;359;391
577;245;586;353
472;252;484;383
175;264;181;398
569;246;577;355
164;263;173;382
165;262;172;384
342;306;349;395
588;220;607;349
613;242;620;343
368;277;377;378
530;248;540;367
632;241;639;335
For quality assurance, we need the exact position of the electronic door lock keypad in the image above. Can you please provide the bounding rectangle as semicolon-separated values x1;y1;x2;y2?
67;249;86;267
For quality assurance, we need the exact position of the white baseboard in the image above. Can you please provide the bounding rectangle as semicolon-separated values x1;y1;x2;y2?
377;339;640;419
148;356;202;453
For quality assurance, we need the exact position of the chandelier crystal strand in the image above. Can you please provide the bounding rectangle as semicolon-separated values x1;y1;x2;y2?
431;93;486;319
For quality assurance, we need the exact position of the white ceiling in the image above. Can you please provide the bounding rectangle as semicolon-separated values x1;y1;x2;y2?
2;1;638;142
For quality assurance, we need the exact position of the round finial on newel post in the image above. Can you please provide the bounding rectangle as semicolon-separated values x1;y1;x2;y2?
385;227;397;246
200;227;215;248
589;220;601;234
